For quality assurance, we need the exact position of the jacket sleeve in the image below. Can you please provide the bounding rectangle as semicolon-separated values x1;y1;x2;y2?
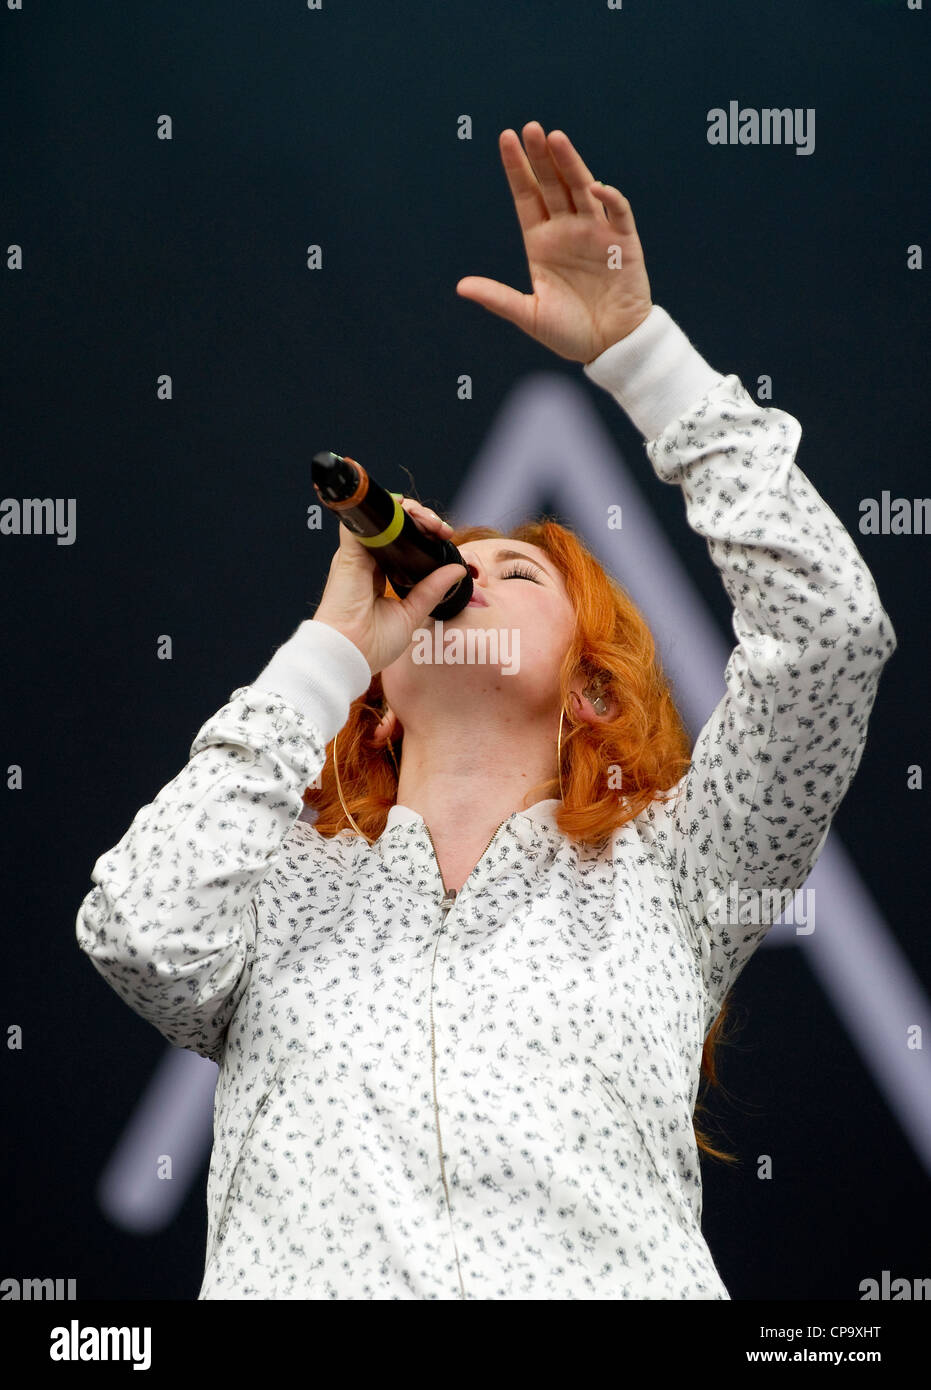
74;619;372;1062
585;306;898;1036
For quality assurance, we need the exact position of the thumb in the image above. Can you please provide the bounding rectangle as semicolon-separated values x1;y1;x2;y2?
400;562;470;626
456;276;534;335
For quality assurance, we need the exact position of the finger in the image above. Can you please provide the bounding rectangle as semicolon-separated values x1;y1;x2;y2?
337;518;379;563
590;181;637;233
398;562;470;630
520;120;575;216
544;129;604;217
497;127;550;236
400;503;455;539
400;497;452;527
455;275;534;335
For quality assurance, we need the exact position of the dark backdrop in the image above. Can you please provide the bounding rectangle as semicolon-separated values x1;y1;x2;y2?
2;0;928;1304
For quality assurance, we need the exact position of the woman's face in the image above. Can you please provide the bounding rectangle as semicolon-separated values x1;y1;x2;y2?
380;538;577;722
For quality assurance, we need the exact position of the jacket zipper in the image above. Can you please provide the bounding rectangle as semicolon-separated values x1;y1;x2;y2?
423;817;508;1302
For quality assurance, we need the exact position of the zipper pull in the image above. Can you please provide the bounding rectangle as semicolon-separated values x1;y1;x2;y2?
441;887;457;913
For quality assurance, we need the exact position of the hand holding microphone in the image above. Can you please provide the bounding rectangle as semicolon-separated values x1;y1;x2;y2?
313;493;469;677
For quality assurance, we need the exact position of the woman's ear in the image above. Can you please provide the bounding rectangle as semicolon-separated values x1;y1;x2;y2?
372;705;403;747
568;679;618;726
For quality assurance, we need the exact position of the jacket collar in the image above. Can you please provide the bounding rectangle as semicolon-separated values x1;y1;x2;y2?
373;799;564;901
383;798;563;835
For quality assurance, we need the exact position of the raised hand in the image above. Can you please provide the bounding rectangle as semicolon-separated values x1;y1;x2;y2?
456;121;653;365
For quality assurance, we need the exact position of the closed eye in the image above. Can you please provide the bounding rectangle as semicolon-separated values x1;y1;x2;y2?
501;563;542;583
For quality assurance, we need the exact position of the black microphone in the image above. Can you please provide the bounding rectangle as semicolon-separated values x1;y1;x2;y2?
311;451;473;620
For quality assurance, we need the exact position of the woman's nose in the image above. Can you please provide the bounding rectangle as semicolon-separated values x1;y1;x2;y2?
460;552;484;583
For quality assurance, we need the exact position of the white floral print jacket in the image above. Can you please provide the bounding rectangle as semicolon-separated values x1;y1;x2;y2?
75;306;897;1299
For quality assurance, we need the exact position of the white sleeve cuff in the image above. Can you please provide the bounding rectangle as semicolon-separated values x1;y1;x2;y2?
582;304;727;442
249;618;373;743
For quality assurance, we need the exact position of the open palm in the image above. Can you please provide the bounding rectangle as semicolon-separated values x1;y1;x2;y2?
457;122;653;365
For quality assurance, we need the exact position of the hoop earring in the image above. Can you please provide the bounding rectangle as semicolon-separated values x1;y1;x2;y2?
558;687;607;801
332;725;400;843
332;727;371;843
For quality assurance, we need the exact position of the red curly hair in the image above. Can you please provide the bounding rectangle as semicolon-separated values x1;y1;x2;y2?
303;517;739;1164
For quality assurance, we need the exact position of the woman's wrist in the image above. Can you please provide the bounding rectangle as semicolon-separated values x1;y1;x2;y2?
582;305;726;441
250;618;372;740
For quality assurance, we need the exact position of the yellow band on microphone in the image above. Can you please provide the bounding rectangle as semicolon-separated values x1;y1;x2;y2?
355;492;405;548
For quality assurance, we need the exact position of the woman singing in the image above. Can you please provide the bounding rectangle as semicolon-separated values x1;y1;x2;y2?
76;122;897;1299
